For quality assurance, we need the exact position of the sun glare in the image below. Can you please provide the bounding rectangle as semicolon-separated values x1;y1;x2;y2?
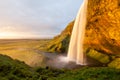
0;32;18;39
0;32;41;39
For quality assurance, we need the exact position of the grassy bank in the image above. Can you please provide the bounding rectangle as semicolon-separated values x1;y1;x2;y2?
0;54;120;80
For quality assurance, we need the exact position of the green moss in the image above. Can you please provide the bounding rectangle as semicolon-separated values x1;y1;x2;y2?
47;35;71;53
49;67;120;80
46;21;74;53
108;58;120;69
87;49;110;63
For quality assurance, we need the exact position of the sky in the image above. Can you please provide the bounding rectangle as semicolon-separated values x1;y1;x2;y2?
0;0;83;39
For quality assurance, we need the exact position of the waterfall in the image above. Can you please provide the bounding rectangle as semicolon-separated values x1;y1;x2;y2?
67;0;88;65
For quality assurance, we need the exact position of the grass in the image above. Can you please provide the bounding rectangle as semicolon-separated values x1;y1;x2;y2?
49;67;120;80
0;39;50;67
0;54;65;80
0;54;120;80
0;54;39;80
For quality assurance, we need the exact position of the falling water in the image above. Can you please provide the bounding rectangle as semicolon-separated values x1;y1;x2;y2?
67;0;88;65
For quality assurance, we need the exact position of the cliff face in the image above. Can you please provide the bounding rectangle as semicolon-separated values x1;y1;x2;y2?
85;0;120;54
46;0;120;68
48;0;120;54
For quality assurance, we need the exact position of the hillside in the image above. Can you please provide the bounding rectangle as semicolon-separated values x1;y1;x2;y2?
0;54;39;80
0;54;120;80
46;0;120;68
0;54;65;80
47;21;74;53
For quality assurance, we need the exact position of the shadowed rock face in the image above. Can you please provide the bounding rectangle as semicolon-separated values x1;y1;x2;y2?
47;0;120;55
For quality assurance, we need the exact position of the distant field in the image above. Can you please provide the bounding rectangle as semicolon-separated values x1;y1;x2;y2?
0;39;50;67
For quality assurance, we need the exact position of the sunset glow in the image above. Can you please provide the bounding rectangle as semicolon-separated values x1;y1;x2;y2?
0;0;82;39
0;32;24;39
0;32;39;39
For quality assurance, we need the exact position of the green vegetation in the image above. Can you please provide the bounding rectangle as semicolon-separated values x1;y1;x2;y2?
87;49;110;64
50;67;120;80
0;54;65;80
108;58;120;69
0;54;39;80
46;21;74;53
0;54;120;80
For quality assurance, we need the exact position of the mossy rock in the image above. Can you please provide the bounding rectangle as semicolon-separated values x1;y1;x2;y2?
108;58;120;69
46;21;74;53
47;34;71;53
87;49;110;64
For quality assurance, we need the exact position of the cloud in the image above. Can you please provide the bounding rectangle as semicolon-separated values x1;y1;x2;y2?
0;0;83;38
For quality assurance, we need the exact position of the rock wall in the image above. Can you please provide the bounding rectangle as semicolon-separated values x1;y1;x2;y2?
47;0;120;55
46;0;120;68
85;0;120;54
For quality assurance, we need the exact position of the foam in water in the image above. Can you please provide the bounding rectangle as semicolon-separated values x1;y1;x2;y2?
67;0;88;65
